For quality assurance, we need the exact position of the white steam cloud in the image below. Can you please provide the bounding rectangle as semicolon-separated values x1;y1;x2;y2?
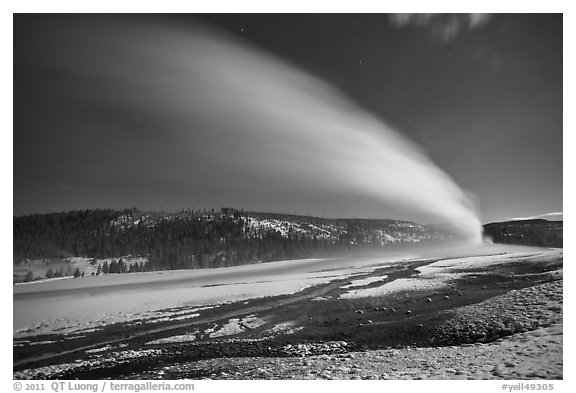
44;18;484;242
179;27;482;242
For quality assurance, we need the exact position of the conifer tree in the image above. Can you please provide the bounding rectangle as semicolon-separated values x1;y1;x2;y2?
45;268;55;279
24;271;34;282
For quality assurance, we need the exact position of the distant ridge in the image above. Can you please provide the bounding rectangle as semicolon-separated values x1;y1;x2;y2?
13;208;451;272
482;219;562;248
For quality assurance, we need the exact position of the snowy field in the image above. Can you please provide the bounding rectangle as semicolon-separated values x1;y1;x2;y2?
13;243;558;338
339;248;561;299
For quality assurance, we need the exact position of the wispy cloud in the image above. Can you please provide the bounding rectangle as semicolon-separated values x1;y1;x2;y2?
389;13;492;42
508;212;563;221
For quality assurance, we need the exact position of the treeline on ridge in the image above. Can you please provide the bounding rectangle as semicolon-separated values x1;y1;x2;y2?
482;219;563;248
13;208;442;271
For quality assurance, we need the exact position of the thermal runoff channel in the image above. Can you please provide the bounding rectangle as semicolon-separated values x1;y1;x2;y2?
29;16;483;242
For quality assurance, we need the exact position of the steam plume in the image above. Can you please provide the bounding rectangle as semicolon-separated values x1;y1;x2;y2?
36;17;483;242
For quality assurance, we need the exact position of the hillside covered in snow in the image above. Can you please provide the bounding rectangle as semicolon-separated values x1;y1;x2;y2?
14;208;450;278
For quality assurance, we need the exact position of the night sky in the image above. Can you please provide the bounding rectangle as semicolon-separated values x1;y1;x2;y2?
13;14;562;225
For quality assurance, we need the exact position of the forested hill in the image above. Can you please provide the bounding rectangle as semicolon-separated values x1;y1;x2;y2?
13;208;448;270
482;219;563;248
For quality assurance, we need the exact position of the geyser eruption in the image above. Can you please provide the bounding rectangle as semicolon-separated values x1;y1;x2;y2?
34;17;483;243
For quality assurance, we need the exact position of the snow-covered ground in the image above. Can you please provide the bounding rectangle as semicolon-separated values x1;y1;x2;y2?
13;275;323;337
145;332;199;345
13;253;419;337
339;248;561;299
208;315;266;338
341;275;389;289
14;255;149;282
14;244;558;338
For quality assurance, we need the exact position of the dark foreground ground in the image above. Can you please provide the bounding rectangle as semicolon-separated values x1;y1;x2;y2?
14;249;563;380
